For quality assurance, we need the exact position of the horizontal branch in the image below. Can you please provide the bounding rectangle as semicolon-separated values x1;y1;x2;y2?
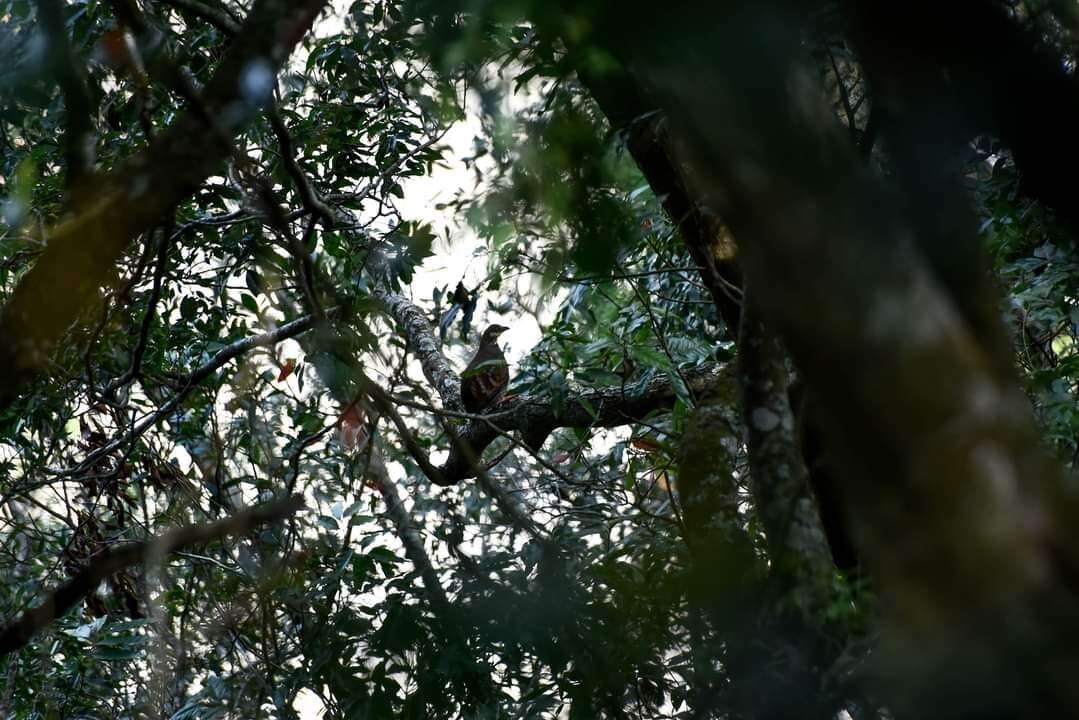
160;0;242;34
0;495;305;658
441;362;731;482
373;289;730;485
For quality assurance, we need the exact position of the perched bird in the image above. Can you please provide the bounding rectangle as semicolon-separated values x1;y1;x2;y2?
461;324;509;413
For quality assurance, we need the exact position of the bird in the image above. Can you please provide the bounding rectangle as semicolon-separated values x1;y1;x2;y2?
461;324;509;414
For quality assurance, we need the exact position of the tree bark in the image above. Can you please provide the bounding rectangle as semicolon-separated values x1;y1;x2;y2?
583;2;1079;717
578;68;743;337
675;366;753;718
738;290;834;582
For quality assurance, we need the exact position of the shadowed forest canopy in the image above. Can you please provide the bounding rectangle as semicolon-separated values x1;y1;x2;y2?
3;0;1079;717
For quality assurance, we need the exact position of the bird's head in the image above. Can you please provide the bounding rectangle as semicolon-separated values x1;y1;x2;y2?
480;324;509;345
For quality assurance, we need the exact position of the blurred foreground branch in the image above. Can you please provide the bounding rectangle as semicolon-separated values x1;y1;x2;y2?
588;3;1079;716
0;0;328;409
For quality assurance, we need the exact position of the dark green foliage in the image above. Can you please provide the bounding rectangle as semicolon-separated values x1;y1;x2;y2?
1;1;1078;719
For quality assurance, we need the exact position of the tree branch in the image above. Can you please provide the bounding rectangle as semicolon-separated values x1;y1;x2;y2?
366;446;452;616
364;382;453;486
0;0;328;409
47;309;335;480
0;495;305;658
737;289;833;578
375;289;462;410
374;289;730;485
268;106;337;226
440;362;730;483
364;442;500;706
578;67;744;337
159;0;242;34
101;225;172;398
592;3;1079;714
370;376;551;538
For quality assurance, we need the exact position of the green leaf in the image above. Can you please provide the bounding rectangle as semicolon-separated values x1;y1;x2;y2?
245;268;262;296
577;396;599;421
180;295;199;321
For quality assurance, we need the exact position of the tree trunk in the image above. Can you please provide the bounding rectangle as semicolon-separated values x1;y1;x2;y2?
584;2;1079;717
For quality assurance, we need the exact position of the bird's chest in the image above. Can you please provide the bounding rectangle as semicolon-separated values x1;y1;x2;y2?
472;362;507;396
462;352;508;412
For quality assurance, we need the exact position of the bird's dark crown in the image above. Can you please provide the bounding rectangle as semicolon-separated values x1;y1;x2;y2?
480;324;509;344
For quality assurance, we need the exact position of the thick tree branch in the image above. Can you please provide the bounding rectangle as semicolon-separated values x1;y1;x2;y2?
440;362;730;482
0;0;328;409
0;495;304;658
676;365;756;716
579;67;744;337
165;0;336;232
847;0;1079;231
733;288;853;717
588;3;1079;715
373;289;731;483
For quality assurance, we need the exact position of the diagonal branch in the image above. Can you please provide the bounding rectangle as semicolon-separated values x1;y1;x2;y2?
0;0;328;409
367;378;550;538
268;106;338;226
364;442;499;706
364;381;453;486
45;309;336;482
578;67;744;337
375;289;462;410
0;495;305;658
366;446;452;615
